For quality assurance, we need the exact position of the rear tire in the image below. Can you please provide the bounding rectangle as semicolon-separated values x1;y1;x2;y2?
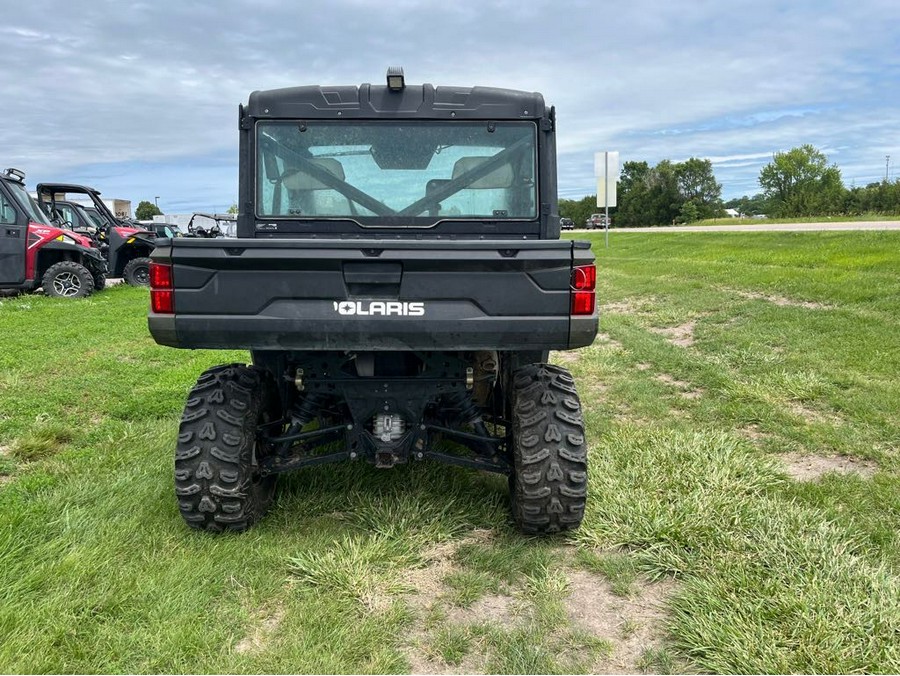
93;272;106;291
123;256;151;286
42;261;94;298
174;363;280;532
509;363;588;534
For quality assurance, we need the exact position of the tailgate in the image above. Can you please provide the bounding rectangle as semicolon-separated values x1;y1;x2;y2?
149;239;596;351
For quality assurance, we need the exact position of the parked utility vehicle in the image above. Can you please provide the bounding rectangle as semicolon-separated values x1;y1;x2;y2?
186;212;236;238
0;169;106;298
37;183;157;286
148;70;598;534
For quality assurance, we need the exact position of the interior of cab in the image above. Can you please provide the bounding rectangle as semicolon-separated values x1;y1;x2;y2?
256;120;537;225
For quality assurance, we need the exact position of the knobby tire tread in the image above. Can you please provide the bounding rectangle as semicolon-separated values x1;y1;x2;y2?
174;363;278;532
510;363;588;534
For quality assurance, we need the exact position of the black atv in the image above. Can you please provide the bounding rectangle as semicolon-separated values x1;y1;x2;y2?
149;70;598;535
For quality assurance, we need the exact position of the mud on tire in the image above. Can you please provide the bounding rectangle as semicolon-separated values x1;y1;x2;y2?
509;363;588;534
175;363;280;532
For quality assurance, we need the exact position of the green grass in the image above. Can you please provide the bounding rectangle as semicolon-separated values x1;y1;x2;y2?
1;231;899;673
428;625;472;665
573;549;639;597
693;213;900;225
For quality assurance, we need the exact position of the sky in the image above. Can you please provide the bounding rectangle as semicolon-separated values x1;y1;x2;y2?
2;0;899;214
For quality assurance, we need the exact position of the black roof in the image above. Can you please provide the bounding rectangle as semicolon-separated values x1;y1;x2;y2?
36;183;103;197
245;83;549;121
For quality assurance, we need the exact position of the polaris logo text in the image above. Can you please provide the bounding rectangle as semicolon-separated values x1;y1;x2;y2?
333;301;425;317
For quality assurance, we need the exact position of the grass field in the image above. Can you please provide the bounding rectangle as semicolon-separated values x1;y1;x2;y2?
1;231;898;673
694;213;900;226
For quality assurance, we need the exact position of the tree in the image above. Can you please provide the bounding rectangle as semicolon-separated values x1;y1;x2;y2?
843;179;900;215
679;200;700;224
675;158;723;219
135;200;162;220
614;161;654;227
613;159;724;226
725;193;771;217
559;194;604;227
564;157;726;228
615;160;682;227
227;203;239;215
758;145;845;217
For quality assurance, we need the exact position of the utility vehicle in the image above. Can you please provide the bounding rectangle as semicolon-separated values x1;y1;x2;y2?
148;69;598;534
186;212;236;237
137;221;188;239
43;199;109;288
0;169;106;298
37;183;157;285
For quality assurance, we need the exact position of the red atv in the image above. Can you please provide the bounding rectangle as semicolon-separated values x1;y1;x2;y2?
0;168;106;298
37;183;157;286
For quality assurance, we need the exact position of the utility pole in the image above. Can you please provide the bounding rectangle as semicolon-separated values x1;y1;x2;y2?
154;196;160;208
887;156;891;182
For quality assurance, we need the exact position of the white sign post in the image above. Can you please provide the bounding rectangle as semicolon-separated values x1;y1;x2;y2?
594;151;619;247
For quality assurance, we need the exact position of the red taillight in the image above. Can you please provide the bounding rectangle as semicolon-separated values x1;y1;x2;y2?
149;262;173;314
570;264;596;316
572;264;596;291
571;291;595;315
149;262;172;289
151;290;174;314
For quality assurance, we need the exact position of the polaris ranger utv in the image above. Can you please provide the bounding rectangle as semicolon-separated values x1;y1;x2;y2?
37;183;157;286
148;69;598;534
0;168;106;298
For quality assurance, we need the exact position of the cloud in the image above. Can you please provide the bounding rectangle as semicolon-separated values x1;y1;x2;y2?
2;0;899;208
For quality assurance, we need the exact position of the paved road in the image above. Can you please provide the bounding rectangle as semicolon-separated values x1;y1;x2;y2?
573;221;900;233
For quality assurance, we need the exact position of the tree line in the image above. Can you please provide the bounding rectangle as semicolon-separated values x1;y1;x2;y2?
560;145;900;227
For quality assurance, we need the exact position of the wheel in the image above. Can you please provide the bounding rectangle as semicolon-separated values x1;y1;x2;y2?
42;261;94;298
123;256;151;286
93;272;106;291
509;363;588;534
174;363;280;532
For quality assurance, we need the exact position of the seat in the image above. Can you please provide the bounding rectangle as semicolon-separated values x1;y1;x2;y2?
281;158;351;217
450;156;514;189
281;157;346;191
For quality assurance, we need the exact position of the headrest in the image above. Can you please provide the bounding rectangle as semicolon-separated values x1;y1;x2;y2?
451;156;513;189
282;158;346;191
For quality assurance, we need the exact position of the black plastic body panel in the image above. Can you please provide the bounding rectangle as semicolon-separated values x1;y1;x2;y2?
246;84;547;121
149;238;597;351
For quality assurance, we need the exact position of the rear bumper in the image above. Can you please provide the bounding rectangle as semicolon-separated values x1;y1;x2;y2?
149;313;597;351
